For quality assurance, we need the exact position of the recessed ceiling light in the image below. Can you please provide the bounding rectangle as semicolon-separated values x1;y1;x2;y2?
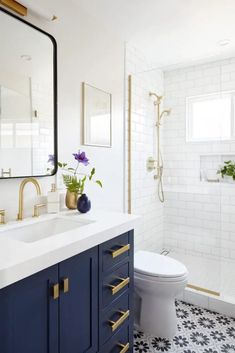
218;39;230;47
20;54;32;61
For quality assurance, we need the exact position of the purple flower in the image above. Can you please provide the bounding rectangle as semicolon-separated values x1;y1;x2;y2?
48;154;55;164
73;151;89;166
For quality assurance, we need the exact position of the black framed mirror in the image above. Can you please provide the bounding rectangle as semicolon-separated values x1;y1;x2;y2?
0;7;57;178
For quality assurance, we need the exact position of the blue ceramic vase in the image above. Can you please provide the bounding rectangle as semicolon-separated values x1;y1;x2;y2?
77;194;91;213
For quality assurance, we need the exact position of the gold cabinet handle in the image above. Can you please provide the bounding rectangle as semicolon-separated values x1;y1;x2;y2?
109;310;129;332
61;278;69;293
118;342;130;353
109;277;130;295
52;283;59;300
111;244;130;258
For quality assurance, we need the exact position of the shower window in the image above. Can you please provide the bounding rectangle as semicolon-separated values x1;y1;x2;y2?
186;91;235;142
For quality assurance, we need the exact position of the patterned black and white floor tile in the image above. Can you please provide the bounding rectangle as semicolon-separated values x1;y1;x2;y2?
134;301;235;353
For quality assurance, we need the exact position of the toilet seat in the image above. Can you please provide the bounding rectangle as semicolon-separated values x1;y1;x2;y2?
134;251;188;279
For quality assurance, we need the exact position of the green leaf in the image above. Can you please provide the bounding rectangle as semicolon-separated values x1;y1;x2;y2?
218;160;235;181
96;180;102;188
58;162;63;168
89;167;96;180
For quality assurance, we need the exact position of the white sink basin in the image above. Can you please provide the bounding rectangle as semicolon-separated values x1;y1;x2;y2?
4;218;91;243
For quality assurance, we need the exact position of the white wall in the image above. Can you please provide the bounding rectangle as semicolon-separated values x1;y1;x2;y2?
125;45;164;252
163;58;235;261
0;1;125;221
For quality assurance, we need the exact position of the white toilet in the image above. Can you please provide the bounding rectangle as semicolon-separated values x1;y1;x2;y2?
134;251;188;338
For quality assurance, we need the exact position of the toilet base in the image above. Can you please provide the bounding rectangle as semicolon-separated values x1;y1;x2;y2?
139;294;177;338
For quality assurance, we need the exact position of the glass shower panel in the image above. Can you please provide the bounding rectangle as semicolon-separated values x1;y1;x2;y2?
161;61;223;297
219;57;235;303
126;54;235;303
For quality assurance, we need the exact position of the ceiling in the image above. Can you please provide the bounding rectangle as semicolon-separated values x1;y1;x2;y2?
20;0;235;68
74;0;235;68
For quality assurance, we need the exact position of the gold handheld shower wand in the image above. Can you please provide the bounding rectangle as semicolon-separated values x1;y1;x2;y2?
149;92;171;203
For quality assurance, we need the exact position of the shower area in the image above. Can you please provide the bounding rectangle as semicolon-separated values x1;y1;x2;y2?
125;45;235;312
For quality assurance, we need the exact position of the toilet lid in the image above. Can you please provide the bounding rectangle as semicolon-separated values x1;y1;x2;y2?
134;251;188;278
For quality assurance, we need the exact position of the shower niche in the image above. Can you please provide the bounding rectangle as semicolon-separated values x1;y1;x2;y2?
200;154;235;183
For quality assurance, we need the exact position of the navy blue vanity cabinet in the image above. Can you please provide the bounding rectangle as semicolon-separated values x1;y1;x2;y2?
59;247;98;353
0;231;134;353
0;265;59;353
99;230;134;353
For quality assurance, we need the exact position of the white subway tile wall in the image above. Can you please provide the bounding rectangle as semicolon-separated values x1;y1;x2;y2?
125;45;164;252
125;46;235;273
163;58;235;263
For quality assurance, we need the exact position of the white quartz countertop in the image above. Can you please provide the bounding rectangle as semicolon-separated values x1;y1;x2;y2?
0;210;139;289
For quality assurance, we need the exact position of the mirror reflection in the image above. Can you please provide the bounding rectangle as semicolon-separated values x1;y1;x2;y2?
0;9;56;178
83;83;112;147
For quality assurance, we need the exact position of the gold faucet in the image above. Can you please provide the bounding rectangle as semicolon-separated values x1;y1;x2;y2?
17;178;42;221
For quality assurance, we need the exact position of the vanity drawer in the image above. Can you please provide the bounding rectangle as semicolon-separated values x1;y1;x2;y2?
102;262;130;308
100;323;130;353
100;293;130;345
100;233;131;272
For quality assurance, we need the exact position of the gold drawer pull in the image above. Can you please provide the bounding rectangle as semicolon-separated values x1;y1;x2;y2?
109;310;129;332
61;278;69;293
109;277;130;295
52;283;59;300
118;342;130;353
111;244;130;258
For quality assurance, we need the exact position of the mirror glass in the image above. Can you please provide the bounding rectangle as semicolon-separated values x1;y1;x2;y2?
0;9;57;178
83;83;112;147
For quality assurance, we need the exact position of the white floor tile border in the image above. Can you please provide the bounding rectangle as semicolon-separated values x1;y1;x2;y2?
177;287;235;318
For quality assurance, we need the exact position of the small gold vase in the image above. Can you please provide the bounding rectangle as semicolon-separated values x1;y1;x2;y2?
65;190;79;210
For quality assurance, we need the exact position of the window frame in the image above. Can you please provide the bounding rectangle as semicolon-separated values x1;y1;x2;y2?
186;91;235;143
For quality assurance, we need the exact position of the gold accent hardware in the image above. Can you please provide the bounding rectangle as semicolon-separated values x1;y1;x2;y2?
127;75;132;214
111;244;130;259
0;0;27;16
33;203;46;217
187;284;220;297
149;92;171;203
118;342;130;353
1;168;11;178
0;210;6;224
17;178;41;221
109;310;129;332
109;277;130;295
52;283;59;300
61;278;69;293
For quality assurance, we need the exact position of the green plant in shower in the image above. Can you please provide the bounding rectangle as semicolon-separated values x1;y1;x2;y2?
217;160;235;181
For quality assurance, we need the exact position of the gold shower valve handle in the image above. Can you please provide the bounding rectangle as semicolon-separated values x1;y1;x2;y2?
147;157;156;172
